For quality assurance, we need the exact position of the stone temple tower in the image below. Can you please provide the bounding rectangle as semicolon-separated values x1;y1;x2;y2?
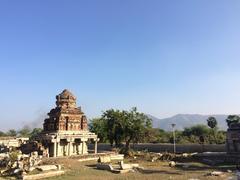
39;89;98;157
43;89;88;132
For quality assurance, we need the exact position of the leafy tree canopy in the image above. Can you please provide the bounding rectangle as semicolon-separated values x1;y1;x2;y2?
29;128;43;140
207;116;217;129
89;118;108;143
0;131;6;137
18;126;31;137
97;107;152;149
182;124;210;137
6;129;17;137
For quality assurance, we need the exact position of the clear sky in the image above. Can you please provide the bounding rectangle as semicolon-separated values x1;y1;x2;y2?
0;1;240;131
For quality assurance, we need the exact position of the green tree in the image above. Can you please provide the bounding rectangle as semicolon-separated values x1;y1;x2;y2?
226;115;240;127
215;130;226;144
207;116;217;129
123;107;152;149
0;131;6;137
183;125;209;137
18;126;31;137
101;109;125;147
144;128;160;143
29;128;43;140
182;124;210;143
6;129;17;137
207;116;218;143
100;107;152;149
89;118;108;143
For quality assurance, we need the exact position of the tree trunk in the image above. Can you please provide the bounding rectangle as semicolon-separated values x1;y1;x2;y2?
125;137;132;150
125;141;130;149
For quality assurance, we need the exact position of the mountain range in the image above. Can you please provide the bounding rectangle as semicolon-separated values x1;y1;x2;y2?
26;113;230;132
147;114;229;131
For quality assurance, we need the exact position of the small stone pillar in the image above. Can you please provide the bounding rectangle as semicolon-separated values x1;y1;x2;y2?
56;142;58;157
81;138;88;154
82;141;85;154
94;141;97;154
94;138;99;154
53;142;57;157
68;141;73;156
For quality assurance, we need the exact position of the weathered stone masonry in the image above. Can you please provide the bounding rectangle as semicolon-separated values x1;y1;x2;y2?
39;89;98;157
226;123;240;154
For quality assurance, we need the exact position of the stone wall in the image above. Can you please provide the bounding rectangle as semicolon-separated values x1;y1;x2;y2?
0;137;29;148
89;143;226;153
226;127;240;153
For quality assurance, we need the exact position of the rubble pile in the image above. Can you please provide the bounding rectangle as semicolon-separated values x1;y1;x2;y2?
0;150;42;178
0;152;9;167
20;141;47;156
143;152;196;162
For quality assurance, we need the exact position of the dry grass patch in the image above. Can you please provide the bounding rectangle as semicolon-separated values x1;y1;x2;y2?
40;156;235;180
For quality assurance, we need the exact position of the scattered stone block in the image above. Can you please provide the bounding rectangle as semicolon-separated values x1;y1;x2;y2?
0;153;9;159
98;156;111;163
151;156;158;162
110;154;124;161
111;169;135;174
13;168;21;174
169;161;176;167
36;165;58;171
210;171;224;176
22;170;65;180
182;153;189;157
176;163;192;168
78;157;98;162
28;167;35;172
96;163;114;171
119;161;139;170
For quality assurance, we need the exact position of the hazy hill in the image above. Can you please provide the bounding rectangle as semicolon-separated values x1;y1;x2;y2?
148;114;229;131
25;113;229;132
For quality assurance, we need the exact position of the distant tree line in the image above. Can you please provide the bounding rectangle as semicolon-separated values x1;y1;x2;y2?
90;110;240;145
0;126;42;140
1;111;240;146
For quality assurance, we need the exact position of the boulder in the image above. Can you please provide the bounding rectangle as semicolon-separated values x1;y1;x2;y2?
169;161;176;167
151;156;158;162
182;153;189;157
13;168;21;175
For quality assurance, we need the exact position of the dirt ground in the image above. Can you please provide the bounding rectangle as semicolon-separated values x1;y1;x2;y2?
41;156;236;180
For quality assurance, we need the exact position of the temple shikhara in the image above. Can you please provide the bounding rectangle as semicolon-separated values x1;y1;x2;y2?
39;89;98;157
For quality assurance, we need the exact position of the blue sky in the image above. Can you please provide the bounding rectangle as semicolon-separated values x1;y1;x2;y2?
0;1;240;131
